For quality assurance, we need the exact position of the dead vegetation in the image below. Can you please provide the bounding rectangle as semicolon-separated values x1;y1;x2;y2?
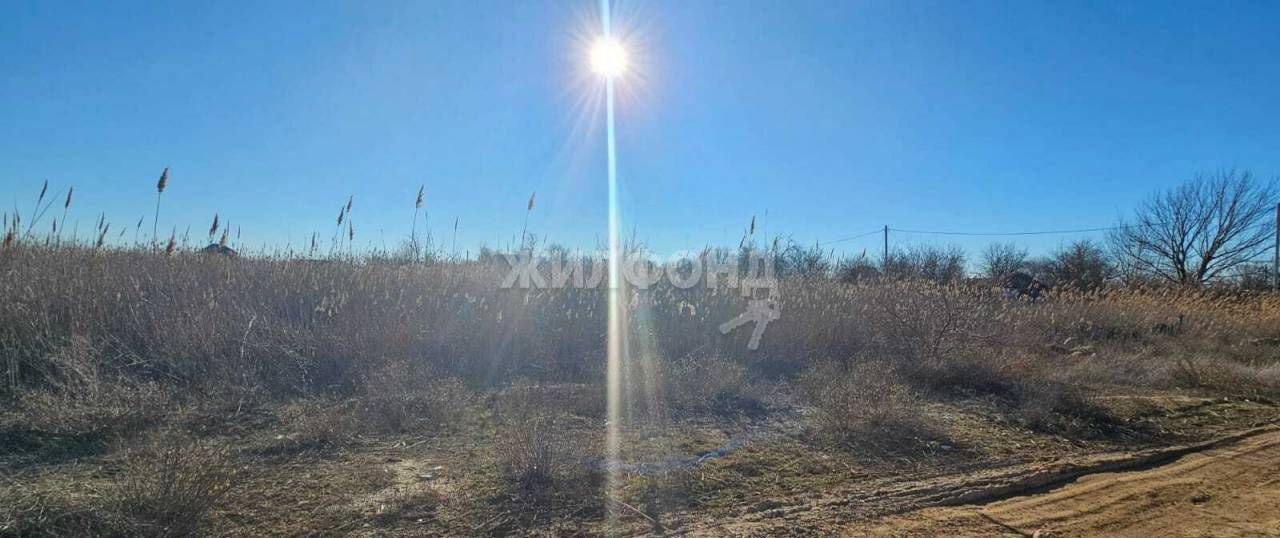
2;243;1279;535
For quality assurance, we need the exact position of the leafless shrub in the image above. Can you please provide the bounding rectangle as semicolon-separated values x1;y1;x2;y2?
979;242;1028;280
1167;356;1280;396
274;400;360;449
356;362;470;433
1012;379;1117;438
495;412;572;489
492;382;598;496
107;430;239;537
835;252;880;283
1048;239;1112;291
798;361;923;444
661;356;760;417
882;245;967;283
861;280;997;363
900;354;1023;398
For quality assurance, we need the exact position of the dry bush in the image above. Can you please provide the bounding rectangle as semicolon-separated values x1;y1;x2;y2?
269;363;473;451
622;468;700;533
1011;379;1117;437
798;361;924;445
495;412;572;489
356;362;471;434
660;356;762;417
492;382;598;496
4;383;169;464
274;400;360;449
1167;356;1280;396
899;354;1024;399
107;430;240;537
858;280;1002;363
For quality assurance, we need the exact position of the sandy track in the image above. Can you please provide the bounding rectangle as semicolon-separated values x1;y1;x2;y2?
855;427;1280;537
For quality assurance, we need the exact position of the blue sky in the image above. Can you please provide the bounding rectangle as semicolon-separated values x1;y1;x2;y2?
2;0;1278;258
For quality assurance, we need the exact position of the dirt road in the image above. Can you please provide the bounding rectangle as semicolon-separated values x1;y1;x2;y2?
854;427;1280;537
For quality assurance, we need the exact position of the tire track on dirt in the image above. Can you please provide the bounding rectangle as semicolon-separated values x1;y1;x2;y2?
978;426;1280;536
844;425;1280;537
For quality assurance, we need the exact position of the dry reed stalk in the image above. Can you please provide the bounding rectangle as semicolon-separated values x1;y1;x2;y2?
208;214;219;243
411;185;425;260
96;223;109;250
165;230;177;255
154;167;168;249
520;192;535;251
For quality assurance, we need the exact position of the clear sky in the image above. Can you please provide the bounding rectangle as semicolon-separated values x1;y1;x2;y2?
3;0;1278;258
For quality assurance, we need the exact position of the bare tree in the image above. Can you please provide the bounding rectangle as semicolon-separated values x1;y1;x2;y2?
1230;262;1274;291
836;251;879;283
775;239;831;277
979;242;1028;280
882;244;967;283
1050;239;1111;290
1110;170;1277;287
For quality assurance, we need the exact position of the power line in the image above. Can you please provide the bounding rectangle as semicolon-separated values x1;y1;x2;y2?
888;225;1134;237
818;229;882;245
824;219;1275;246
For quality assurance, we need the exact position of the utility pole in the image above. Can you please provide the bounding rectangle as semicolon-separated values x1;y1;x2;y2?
1273;203;1278;291
883;225;889;269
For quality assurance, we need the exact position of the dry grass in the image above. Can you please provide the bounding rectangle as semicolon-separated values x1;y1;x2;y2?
4;245;1278;399
660;356;762;417
2;242;1280;534
0;430;239;538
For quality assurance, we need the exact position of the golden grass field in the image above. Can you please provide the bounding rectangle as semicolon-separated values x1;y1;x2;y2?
2;244;1279;536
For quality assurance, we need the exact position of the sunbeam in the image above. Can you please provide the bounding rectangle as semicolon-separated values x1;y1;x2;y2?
598;0;627;529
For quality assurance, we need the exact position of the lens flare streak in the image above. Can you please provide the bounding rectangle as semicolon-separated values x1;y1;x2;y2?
600;0;625;528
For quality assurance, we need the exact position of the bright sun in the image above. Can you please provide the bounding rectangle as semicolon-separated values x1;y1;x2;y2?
590;37;628;78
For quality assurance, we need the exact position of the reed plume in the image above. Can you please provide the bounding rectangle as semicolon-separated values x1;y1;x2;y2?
58;187;72;243
208;214;220;243
520;191;535;251
154;167;169;249
165;229;177;255
23;180;57;239
411;185;425;258
2;224;13;250
96;222;109;250
30;180;47;235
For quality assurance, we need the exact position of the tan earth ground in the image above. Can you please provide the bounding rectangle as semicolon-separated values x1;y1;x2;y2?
6;387;1279;536
851;427;1280;537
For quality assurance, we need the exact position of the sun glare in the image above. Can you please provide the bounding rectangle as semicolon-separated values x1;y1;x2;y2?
590;37;628;78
